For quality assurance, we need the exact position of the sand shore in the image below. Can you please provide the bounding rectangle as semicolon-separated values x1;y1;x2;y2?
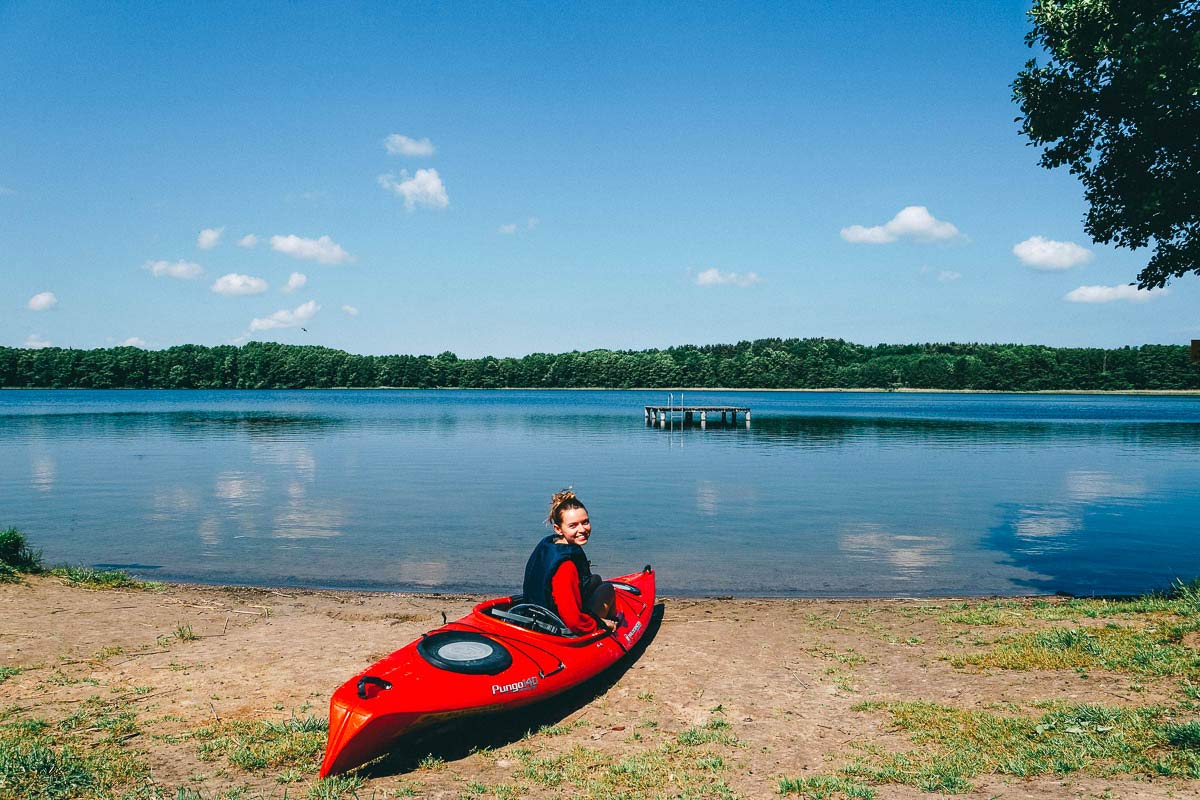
3;576;1198;799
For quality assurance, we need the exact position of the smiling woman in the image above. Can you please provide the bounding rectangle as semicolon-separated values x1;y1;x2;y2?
522;490;619;635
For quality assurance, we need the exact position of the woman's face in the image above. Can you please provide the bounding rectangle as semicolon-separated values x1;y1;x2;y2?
553;507;591;546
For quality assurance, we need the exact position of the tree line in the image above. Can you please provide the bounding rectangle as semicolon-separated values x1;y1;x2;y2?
1;339;1198;391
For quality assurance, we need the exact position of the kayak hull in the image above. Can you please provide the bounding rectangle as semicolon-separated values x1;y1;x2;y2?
319;566;656;777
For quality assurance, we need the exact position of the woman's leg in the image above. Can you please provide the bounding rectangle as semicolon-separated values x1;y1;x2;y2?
583;575;615;620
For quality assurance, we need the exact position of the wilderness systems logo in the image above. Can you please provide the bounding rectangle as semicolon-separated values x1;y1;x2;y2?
623;620;642;644
492;675;538;695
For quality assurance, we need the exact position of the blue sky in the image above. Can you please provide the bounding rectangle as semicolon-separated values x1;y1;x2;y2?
2;1;1194;357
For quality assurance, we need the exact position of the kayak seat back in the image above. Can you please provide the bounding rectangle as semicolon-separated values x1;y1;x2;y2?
488;599;575;637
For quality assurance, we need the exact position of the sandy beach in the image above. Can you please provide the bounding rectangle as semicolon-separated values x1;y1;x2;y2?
3;575;1199;799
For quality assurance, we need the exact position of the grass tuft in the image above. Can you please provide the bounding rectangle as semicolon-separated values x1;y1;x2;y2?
192;714;327;773
0;697;148;800
779;774;875;799
955;623;1200;678
306;773;363;799
0;528;43;581
511;719;740;798
677;717;739;747
820;700;1200;794
48;564;153;590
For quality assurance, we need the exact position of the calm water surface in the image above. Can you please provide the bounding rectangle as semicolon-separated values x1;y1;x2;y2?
3;389;1200;597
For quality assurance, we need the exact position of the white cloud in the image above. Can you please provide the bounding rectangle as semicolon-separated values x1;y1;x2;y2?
1013;236;1092;270
119;337;148;348
249;300;320;331
146;259;204;279
27;291;57;311
212;273;269;295
384;134;436;157
937;270;962;282
270;234;352;264
197;226;224;250
841;205;960;244
23;334;51;349
239;234;259;248
1064;284;1165;304
341;304;359;316
499;217;539;235
284;272;307;293
840;224;896;244
377;169;449;210
0;185;14;196
696;268;761;287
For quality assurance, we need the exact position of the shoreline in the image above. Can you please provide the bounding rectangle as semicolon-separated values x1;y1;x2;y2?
5;385;1200;396
137;577;1080;602
4;574;1199;798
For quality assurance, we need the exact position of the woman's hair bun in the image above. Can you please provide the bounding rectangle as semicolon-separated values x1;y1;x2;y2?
547;488;586;525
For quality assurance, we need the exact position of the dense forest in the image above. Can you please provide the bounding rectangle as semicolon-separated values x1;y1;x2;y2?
1;339;1197;391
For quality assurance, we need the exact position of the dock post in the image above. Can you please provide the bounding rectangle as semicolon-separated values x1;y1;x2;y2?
685;411;693;424
644;408;650;422
700;410;706;429
721;411;727;424
745;410;751;425
730;410;737;423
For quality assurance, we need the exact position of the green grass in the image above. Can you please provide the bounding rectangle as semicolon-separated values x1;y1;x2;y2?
0;528;159;590
48;564;157;590
806;701;1200;794
0;668;22;685
506;715;738;799
0;528;43;581
677;717;738;747
954;623;1200;678
192;714;327;773
941;579;1200;627
531;718;586;737
0;697;148;800
305;774;363;800
778;774;875;799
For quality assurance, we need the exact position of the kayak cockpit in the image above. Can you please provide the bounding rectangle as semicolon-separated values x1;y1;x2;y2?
472;596;605;642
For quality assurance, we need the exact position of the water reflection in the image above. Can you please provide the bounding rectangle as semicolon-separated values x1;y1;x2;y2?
30;454;56;492
0;412;344;442
839;523;950;579
730;416;1200;449
989;463;1200;595
1013;508;1078;542
1065;470;1146;504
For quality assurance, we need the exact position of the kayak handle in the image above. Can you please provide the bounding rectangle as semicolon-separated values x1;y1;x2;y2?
357;675;392;699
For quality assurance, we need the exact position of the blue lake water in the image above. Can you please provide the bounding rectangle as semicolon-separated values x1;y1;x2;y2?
2;389;1200;597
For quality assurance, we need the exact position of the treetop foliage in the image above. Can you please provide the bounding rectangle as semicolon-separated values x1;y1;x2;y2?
1013;0;1200;288
1;339;1197;392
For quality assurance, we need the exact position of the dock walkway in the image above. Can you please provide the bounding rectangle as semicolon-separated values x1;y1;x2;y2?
644;405;750;427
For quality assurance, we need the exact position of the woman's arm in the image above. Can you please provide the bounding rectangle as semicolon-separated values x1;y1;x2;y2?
549;561;600;634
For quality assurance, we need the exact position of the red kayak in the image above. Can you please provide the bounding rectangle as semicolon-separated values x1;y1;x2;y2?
320;566;656;777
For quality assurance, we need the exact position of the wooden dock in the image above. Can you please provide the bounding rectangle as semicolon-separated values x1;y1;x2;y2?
644;405;750;427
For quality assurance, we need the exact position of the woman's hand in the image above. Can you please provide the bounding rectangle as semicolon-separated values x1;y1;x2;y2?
603;617;618;632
